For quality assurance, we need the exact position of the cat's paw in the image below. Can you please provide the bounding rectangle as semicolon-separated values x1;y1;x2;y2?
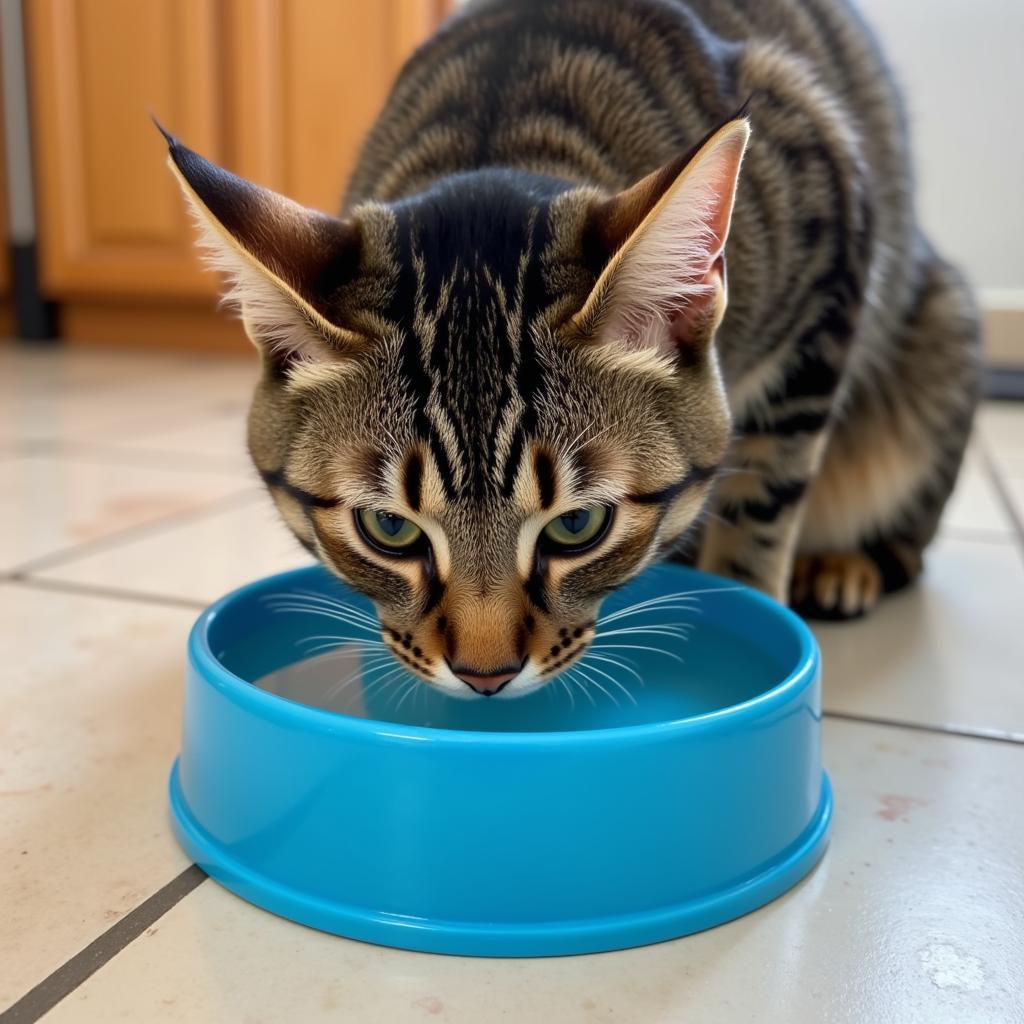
790;551;883;621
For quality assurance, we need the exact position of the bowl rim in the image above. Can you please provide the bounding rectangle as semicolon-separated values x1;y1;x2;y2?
189;564;820;748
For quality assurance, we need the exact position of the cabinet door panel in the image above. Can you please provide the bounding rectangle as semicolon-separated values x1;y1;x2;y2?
27;0;224;297
26;0;449;334
229;0;446;214
1;69;9;304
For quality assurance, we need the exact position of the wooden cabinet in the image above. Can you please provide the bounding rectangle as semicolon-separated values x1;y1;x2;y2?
0;73;11;337
25;0;448;350
229;0;443;213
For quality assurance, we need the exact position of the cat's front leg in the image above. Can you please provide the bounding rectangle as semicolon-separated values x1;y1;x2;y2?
697;426;832;603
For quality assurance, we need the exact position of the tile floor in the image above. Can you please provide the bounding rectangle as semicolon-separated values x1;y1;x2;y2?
1;345;1022;1023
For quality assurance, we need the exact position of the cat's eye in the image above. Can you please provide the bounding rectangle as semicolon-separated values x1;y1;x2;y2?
541;505;612;553
355;509;424;554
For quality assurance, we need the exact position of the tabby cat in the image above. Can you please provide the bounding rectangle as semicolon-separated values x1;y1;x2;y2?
164;0;980;699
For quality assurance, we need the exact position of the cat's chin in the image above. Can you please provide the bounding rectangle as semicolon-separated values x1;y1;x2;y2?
483;665;553;701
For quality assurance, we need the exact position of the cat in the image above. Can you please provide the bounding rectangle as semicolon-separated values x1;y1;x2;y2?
163;0;980;699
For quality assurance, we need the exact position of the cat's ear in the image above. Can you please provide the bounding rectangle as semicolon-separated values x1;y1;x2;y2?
570;114;750;360
158;123;361;368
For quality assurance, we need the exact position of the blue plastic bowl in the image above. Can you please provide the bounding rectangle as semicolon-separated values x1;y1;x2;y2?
169;563;830;957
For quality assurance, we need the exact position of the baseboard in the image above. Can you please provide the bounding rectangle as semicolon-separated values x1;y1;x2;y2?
59;301;250;353
23;297;1024;367
986;368;1024;401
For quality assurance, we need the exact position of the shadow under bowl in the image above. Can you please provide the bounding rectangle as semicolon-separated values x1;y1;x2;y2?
169;562;831;957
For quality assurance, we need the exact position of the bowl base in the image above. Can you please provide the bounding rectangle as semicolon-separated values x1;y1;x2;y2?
169;761;832;958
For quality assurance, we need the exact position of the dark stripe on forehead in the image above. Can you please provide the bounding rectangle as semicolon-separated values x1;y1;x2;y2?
404;451;424;512
258;467;341;509
628;463;719;505
500;429;526;498
385;173;558;501
534;450;556;509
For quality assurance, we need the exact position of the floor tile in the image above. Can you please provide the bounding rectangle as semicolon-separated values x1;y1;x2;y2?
1003;476;1024;528
38;719;1024;1024
0;347;256;443
815;535;1024;739
0;389;243;446
0;345;253;399
976;402;1024;479
91;410;252;471
0;454;254;572
0;585;195;1009
939;448;1014;539
34;493;314;604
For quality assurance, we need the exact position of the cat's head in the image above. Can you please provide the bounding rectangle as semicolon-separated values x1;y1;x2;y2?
164;115;748;699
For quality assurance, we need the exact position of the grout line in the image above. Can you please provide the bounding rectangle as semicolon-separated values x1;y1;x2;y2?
9;437;253;478
0;866;207;1024
6;575;207;611
823;709;1024;746
937;525;1018;546
6;488;262;576
2;401;249;455
977;446;1024;554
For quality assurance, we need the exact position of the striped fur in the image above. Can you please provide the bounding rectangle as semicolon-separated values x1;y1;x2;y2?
167;0;980;694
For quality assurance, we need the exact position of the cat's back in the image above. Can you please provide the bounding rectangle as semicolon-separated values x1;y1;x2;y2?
347;0;917;376
346;0;906;209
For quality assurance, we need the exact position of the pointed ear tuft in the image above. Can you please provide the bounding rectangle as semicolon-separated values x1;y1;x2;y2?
571;114;750;361
160;127;362;369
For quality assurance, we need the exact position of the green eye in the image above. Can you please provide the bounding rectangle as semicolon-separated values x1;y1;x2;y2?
542;505;611;551
356;509;424;552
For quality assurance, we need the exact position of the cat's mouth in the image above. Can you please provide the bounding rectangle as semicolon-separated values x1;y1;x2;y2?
431;649;593;701
377;616;599;700
443;658;525;697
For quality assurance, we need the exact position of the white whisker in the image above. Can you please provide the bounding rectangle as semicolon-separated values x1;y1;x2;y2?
298;633;387;645
577;658;640;703
559;418;598;461
265;596;380;624
566;669;597;707
573;665;622;707
596;603;701;628
599;589;703;614
558;674;576;710
388;677;417;713
321;654;396;701
596;586;741;628
589;642;685;664
397;679;423;714
263;590;380;626
595;626;692;640
359;666;407;704
299;635;390;653
267;603;382;635
326;664;394;706
581;651;645;685
275;587;378;612
566;421;614;462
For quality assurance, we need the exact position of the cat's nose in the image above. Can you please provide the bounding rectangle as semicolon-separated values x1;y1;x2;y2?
449;664;520;696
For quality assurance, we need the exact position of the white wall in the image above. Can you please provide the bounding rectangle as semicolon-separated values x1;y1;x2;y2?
855;0;1024;308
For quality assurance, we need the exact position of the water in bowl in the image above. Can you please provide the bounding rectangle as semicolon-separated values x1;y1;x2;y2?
238;573;788;732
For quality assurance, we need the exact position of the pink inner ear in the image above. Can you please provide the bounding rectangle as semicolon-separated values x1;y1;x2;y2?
670;251;726;347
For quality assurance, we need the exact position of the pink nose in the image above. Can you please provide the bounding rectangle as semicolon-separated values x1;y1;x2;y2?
453;668;518;696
